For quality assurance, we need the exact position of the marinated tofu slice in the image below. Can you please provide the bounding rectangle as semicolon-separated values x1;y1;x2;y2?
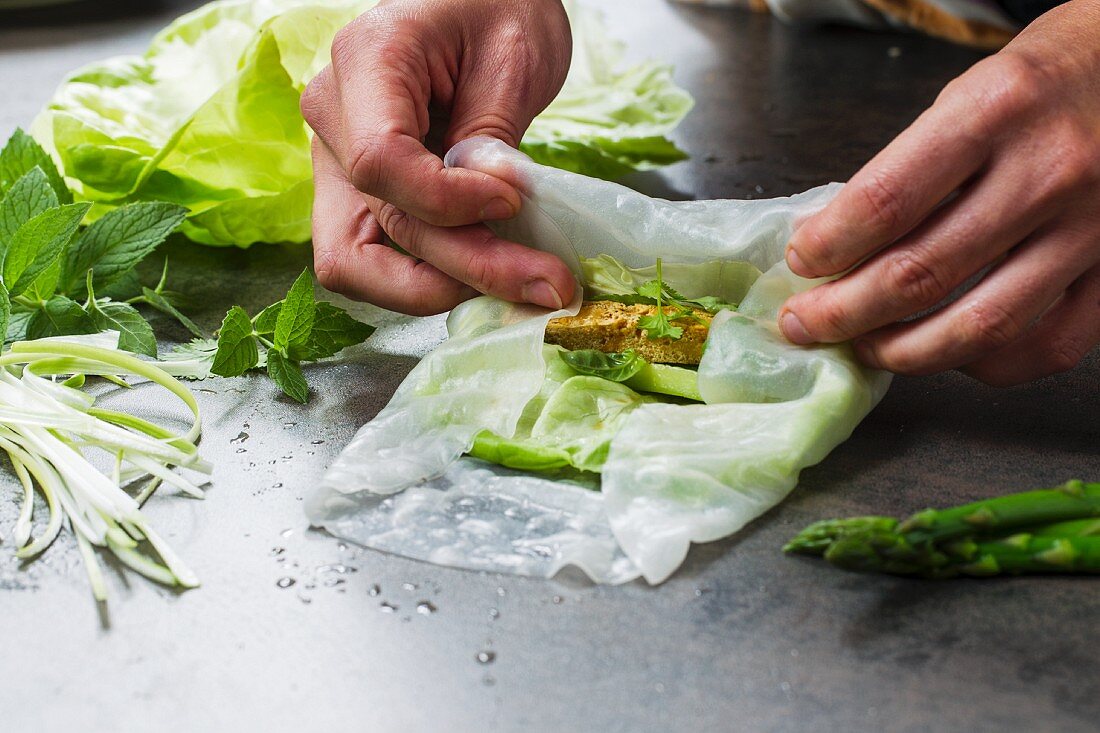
545;300;713;365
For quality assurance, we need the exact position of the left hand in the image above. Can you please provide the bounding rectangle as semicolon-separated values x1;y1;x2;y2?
778;0;1100;386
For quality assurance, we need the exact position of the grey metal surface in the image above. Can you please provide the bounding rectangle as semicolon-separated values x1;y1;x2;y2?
1;2;1098;732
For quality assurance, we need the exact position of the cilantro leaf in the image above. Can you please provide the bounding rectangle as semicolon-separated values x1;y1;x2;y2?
637;311;684;341
25;295;96;339
210;306;259;377
141;286;204;338
266;349;308;403
61;202;187;296
0;167;59;254
89;300;157;357
289;302;374;361
3;202;90;296
273;268;315;350
0;129;71;204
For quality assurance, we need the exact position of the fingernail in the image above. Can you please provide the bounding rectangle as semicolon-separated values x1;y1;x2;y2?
523;279;564;310
786;247;811;277
853;339;880;369
480;197;516;221
780;310;812;344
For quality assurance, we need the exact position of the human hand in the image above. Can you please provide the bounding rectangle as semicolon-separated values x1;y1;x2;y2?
301;0;576;315
778;0;1100;386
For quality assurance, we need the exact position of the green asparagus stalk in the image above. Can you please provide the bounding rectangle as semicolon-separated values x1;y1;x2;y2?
899;480;1100;543
782;516;898;556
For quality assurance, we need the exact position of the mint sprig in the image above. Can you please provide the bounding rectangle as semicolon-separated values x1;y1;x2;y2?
208;268;375;403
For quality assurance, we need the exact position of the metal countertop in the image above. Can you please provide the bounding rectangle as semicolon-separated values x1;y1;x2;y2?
1;1;1098;731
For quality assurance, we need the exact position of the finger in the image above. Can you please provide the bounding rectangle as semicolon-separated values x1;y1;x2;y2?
961;263;1100;386
786;97;990;279
311;138;477;315
300;16;521;226
780;151;1064;344
366;195;577;309
852;224;1097;375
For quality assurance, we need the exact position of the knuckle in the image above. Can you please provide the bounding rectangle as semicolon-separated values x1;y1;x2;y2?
812;291;857;339
314;248;350;296
882;252;950;310
299;73;329;129
461;239;503;294
965;54;1045;131
1042;334;1088;375
959;300;1025;353
347;134;388;194
374;202;414;244
857;171;908;235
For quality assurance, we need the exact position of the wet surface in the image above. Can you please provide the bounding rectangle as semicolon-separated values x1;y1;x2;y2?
1;1;1098;731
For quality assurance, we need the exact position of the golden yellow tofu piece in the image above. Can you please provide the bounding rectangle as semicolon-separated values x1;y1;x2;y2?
545;300;712;365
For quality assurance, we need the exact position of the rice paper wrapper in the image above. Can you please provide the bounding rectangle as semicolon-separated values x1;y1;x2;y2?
307;137;891;584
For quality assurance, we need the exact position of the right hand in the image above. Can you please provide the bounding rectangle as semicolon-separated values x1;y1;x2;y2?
301;0;577;315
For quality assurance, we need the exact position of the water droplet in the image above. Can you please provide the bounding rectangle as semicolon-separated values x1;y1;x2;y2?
379;601;398;613
496;587;506;597
235;448;247;454
482;675;496;687
887;46;902;58
276;577;296;589
311;439;325;445
654;682;665;693
402;582;418;592
283;421;298;428
476;650;496;664
790;649;799;658
551;595;563;605
318;564;357;575
280;528;293;538
324;577;345;588
693;586;711;597
272;482;283;489
368;584;381;597
298;594;312;605
488;608;500;620
337;542;347;551
416;601;437;615
270;547;285;556
230;431;249;444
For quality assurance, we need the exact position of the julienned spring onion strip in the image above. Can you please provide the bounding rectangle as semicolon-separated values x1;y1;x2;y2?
0;335;208;600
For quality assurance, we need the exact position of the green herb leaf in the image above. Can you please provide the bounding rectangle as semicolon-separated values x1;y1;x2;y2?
289;302;374;361
210;305;258;377
6;307;32;342
273;269;315;350
25;260;61;304
89;301;157;357
0;167;59;254
0;283;10;346
266;349;308;403
3;202;90;296
99;269;143;301
252;301;281;336
25;295;96;339
140;286;204;338
559;349;646;382
61;202;187;295
0;129;71;204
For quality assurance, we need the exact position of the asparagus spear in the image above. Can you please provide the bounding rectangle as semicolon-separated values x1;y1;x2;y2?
899;480;1100;543
782;516;898;556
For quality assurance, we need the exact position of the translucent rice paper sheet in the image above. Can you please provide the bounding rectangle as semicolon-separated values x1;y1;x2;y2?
308;137;891;584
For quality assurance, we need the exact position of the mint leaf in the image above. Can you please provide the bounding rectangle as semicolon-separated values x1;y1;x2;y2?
252;301;281;336
560;349;646;382
267;349;308;403
140;286;204;338
210;305;258;377
273;269;315;350
3;202;90;296
289;302;375;361
0;129;71;204
6;308;32;342
61;202;187;295
25;295;95;339
0;168;59;254
89;301;156;357
25;260;61;303
0;284;9;346
99;268;143;301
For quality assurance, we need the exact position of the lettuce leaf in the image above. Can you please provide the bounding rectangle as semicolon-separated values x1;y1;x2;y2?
32;0;693;247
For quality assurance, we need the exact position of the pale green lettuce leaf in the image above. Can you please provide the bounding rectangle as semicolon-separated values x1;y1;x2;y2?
33;0;692;247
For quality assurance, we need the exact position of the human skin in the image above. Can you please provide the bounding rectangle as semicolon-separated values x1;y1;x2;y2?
304;0;1099;384
779;0;1100;386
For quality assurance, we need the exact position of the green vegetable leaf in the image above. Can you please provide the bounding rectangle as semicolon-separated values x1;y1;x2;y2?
210;305;258;377
266;348;308;403
560;349;646;383
89;301;157;357
290;302;374;361
61;202;187;295
3;202;90;296
273;268;314;350
252;300;281;336
0;129;71;204
25;295;96;339
6;307;32;342
0;167;59;254
0;283;10;346
141;286;204;338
